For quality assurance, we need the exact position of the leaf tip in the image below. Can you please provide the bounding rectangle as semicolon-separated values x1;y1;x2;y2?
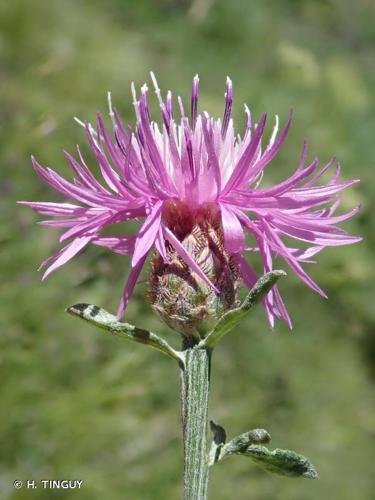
66;303;91;317
302;464;319;479
272;269;287;278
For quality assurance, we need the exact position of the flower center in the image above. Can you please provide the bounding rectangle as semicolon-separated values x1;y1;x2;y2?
162;199;221;241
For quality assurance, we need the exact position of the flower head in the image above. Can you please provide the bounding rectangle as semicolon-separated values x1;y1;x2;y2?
19;73;361;329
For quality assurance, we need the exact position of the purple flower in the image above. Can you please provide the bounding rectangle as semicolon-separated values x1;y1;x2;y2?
19;74;361;328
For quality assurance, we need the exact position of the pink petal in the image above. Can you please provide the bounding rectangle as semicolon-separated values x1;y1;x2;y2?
17;201;86;216
42;236;92;280
132;200;163;266
261;220;327;297
202;116;221;197
237;254;258;289
270;218;362;246
59;212;113;242
92;235;136;255
155;227;170;263
117;253;148;318
291;179;359;198
138;88;172;193
247;112;293;184
85;121;128;195
64;150;109;194
245;158;319;198
220;203;245;253
222;113;267;195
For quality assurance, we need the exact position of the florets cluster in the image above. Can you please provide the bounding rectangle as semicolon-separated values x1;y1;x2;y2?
19;73;361;329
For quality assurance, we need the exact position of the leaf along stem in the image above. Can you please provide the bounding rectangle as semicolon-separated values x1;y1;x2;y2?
66;303;184;364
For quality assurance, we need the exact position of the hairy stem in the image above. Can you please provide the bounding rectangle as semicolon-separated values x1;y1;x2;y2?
180;345;211;500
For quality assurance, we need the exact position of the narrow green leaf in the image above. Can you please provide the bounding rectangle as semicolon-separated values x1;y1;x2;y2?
220;429;271;459
201;270;286;349
242;445;319;479
66;303;183;363
215;428;271;464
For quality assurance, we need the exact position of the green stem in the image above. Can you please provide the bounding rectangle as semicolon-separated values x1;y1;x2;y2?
180;345;211;500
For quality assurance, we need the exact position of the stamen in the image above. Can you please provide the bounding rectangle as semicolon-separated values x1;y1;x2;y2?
243;104;252;137
150;71;164;108
74;117;100;147
131;81;137;105
131;82;141;122
150;72;172;131
73;116;89;131
107;91;116;128
166;91;173;117
177;96;186;118
222;76;233;138
140;84;151;121
191;74;199;130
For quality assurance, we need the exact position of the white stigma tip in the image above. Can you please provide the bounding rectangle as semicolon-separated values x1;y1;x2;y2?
150;71;165;108
177;96;185;116
131;82;137;103
150;71;159;90
73;117;98;139
73;116;85;128
107;91;113;113
107;91;115;126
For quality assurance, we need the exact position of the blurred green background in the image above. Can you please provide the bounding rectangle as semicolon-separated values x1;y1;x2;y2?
1;0;374;498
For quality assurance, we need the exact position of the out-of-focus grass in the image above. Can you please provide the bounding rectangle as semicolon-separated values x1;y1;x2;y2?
1;0;374;499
